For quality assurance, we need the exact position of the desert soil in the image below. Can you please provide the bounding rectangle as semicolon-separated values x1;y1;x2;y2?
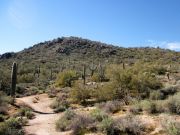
16;94;71;135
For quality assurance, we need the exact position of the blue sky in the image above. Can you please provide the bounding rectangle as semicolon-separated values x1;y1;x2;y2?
0;0;180;54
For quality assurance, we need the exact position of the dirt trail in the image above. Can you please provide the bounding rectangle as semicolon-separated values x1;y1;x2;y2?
16;94;70;135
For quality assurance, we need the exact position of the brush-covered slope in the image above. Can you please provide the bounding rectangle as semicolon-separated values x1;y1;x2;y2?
0;36;179;94
0;36;179;63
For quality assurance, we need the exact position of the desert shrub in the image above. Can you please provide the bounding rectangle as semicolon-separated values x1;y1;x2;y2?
132;94;180;114
0;70;11;94
56;110;95;134
150;65;167;75
94;83;116;102
56;109;76;131
26;86;39;95
0;117;24;135
99;116;115;135
47;88;59;98
91;73;109;82
165;92;180;114
168;64;180;73
91;73;99;82
70;114;95;135
160;85;179;99
17;107;34;119
149;90;164;100
107;64;162;101
55;70;77;87
154;100;165;113
0;115;5;122
129;102;142;114
18;66;33;75
130;73;162;96
114;115;147;135
161;117;180;135
50;95;70;113
97;100;124;113
70;83;91;103
130;99;164;114
0;105;7;115
0;91;13;104
90;108;108;122
140;100;157;114
0;92;13;114
18;74;35;83
16;86;26;94
93;63;163;102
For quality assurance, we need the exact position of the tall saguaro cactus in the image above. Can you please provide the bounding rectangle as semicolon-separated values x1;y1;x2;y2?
82;64;86;85
122;62;125;70
98;63;105;82
50;68;53;80
89;61;97;77
11;62;17;97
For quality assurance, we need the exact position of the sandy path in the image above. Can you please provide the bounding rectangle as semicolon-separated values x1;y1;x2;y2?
16;94;70;135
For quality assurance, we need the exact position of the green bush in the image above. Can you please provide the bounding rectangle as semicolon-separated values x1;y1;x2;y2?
165;92;180;114
16;86;26;94
97;100;124;114
131;100;157;114
132;93;180;114
162;117;180;135
56;109;76;131
17;107;34;119
70;83;91;103
150;65;167;75
70;114;94;135
91;73;99;82
129;102;142;114
114;114;147;135
94;83;116;102
149;90;164;100
91;73;109;82
90;108;108;122
18;74;35;83
55;70;77;87
0;92;13;114
105;64;162;101
0;117;24;135
154;100;165;113
140;100;157;114
0;115;5;122
0;70;11;94
99;116;115;135
50;96;70;113
160;85;179;99
56;110;95;134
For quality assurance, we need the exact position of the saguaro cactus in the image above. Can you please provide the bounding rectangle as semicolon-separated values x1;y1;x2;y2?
11;62;17;97
122;62;125;70
82;64;86;85
34;65;41;78
98;63;105;82
50;68;53;80
89;61;97;77
38;65;40;78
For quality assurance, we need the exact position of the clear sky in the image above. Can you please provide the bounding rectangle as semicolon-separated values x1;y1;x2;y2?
0;0;180;54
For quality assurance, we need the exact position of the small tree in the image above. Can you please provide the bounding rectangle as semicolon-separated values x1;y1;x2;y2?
70;82;90;103
55;70;77;87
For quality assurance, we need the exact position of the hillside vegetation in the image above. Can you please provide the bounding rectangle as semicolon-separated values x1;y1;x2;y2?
0;37;180;135
0;37;179;94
